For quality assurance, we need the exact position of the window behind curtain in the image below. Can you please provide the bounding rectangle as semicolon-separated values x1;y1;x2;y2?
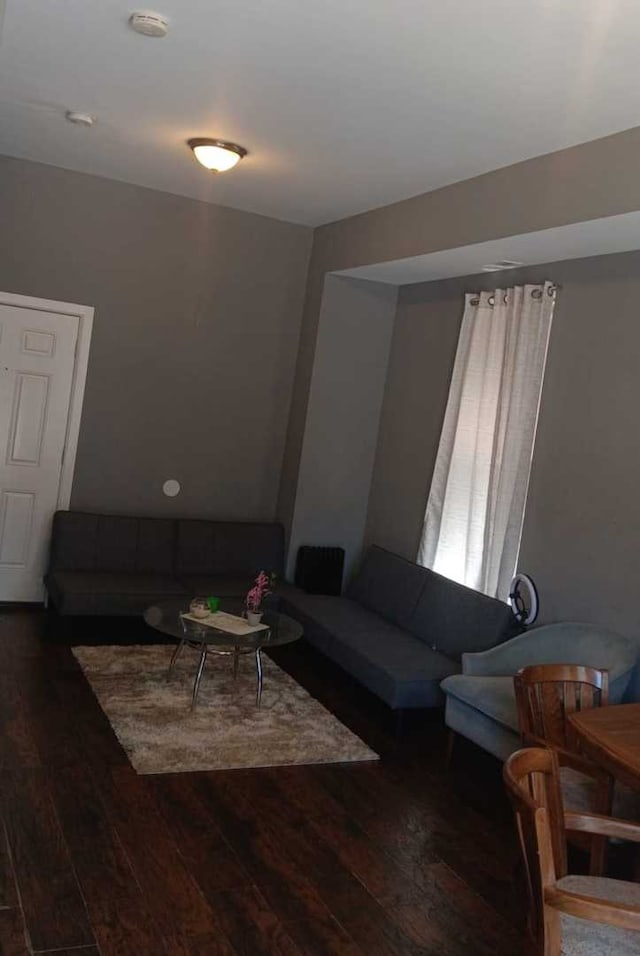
417;282;555;599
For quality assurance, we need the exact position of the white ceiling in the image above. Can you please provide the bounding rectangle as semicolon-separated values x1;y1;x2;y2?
337;212;640;285
2;0;640;226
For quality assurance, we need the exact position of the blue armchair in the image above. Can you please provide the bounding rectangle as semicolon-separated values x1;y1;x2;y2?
440;622;639;761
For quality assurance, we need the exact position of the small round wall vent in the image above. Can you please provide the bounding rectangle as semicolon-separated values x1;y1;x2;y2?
162;479;181;497
129;11;169;37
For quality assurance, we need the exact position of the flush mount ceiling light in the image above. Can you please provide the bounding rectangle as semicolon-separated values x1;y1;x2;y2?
129;11;169;37
65;110;95;127
187;138;247;173
482;260;524;272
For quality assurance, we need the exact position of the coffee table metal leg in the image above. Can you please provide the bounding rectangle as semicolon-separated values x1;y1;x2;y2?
255;647;263;709
168;639;185;676
191;644;207;710
233;647;239;680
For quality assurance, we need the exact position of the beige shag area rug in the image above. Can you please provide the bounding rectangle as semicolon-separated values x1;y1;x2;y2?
73;644;378;774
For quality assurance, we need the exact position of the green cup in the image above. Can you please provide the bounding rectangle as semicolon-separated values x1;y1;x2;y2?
207;596;220;613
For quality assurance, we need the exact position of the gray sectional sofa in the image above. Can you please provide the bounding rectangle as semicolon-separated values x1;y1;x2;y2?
45;510;284;615
280;545;521;710
46;511;520;713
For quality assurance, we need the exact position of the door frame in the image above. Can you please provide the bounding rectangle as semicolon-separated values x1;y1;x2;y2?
0;290;94;509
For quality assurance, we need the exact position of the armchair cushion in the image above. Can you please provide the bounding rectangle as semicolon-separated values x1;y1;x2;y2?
557;875;640;955
560;767;601;814
560;770;640;818
441;674;518;732
556;767;638;818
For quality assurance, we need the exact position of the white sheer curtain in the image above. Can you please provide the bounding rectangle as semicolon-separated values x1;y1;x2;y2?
418;281;555;599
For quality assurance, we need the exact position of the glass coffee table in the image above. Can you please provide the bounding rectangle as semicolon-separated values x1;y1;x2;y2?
143;598;303;710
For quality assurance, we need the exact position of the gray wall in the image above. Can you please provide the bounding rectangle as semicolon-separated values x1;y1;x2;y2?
365;249;640;643
364;282;462;559
287;276;397;581
0;155;312;519
278;125;640;539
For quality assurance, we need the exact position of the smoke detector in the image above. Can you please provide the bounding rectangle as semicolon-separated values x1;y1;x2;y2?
128;11;169;37
65;111;95;127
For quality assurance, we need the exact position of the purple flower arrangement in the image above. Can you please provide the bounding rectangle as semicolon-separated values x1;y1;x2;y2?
245;570;275;613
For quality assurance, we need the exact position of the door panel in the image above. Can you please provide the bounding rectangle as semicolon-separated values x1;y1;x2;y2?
22;330;56;356
0;305;79;601
0;491;35;566
8;373;50;465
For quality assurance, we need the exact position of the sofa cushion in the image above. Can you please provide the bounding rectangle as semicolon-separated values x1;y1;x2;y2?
175;521;284;576
278;587;370;653
48;511;176;575
347;546;427;628
329;625;459;709
49;511;100;571
134;519;176;575
280;585;458;705
281;585;429;639
407;570;519;661
95;516;139;572
280;588;394;639
46;571;186;616
440;674;518;732
277;587;343;654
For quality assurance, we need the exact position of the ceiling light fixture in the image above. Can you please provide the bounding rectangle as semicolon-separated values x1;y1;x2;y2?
482;260;524;272
129;11;169;37
65;111;95;127
188;138;247;173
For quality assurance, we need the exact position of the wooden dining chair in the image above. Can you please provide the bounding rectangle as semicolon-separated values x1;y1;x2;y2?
504;747;640;956
514;664;614;874
514;663;609;753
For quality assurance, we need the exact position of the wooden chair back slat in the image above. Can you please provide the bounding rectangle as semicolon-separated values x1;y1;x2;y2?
514;664;609;752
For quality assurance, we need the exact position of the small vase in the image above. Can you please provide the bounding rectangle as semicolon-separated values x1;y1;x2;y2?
246;610;263;626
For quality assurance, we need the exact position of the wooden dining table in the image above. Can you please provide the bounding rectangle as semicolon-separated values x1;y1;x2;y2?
569;702;640;793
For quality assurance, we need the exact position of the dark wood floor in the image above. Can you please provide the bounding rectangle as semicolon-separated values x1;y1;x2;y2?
0;606;531;955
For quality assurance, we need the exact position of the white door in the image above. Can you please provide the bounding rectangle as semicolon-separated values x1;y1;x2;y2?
0;305;79;601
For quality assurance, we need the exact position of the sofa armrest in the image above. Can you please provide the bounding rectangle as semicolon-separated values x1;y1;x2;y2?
461;634;537;676
462;622;639;680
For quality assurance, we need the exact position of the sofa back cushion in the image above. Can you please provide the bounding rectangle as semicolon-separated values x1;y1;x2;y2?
407;567;520;661
347;546;427;628
48;511;175;574
49;511;99;571
134;519;176;574
175;521;284;577
49;512;285;579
